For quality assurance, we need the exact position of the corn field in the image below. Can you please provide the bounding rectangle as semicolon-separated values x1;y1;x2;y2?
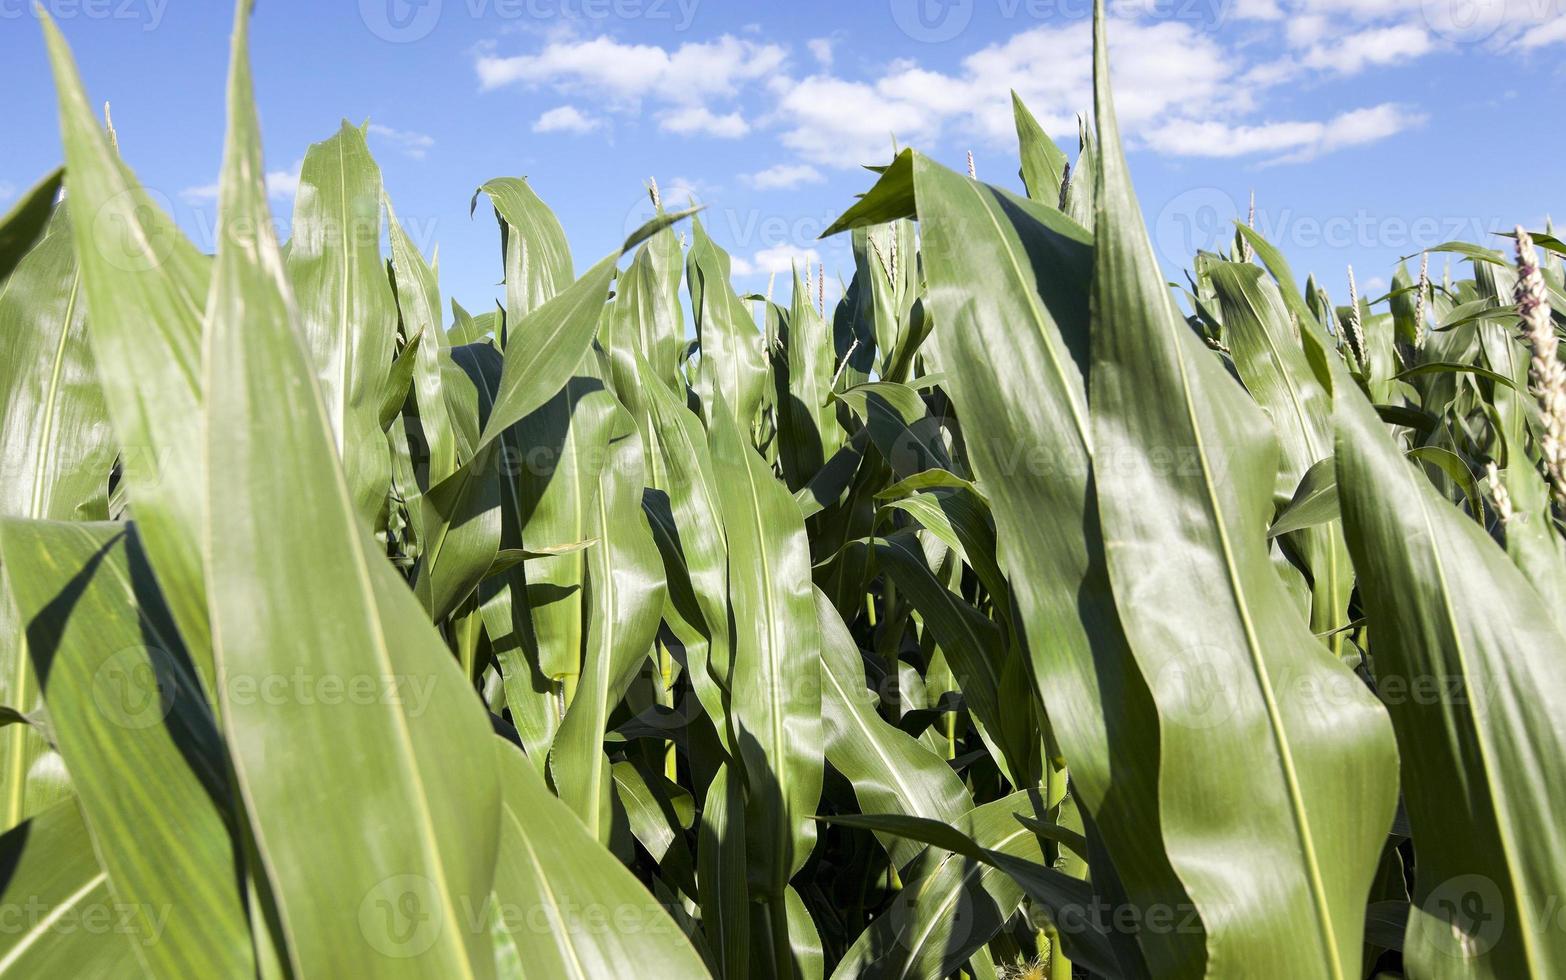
3;0;1565;977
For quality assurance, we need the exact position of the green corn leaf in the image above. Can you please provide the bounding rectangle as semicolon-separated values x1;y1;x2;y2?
1011;91;1068;207
1086;3;1398;975
550;399;667;842
0;799;133;977
473;177;574;326
815;587;969;869
1207;261;1354;643
707;392;822;968
1333;356;1566;976
0;520;251;976
201;5;503;975
41;11;216;689
688;219;767;433
830;146;1183;973
0;206;112;832
0;167;64;282
286;122;400;530
492;743;711;978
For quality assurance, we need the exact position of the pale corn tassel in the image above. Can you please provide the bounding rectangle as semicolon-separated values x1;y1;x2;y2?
804;264;813;309
966;150;976;179
829;337;860;391
1414;251;1429;348
1346;266;1366;365
648;176;661;213
1487;462;1514;526
1516;226;1566;503
103;101;118;152
818;262;826;317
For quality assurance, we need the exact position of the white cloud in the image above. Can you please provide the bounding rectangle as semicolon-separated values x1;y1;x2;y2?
1300;24;1433;74
1272;0;1563;51
533;105;601;134
770;19;1240;167
743;164;825;190
266;161;303;199
1519;16;1566;49
1143;118;1326;157
751;243;821;275
1145;103;1424;162
659;106;749;138
367;123;435;159
180;158;302;204
476;35;785;106
474;9;1455;175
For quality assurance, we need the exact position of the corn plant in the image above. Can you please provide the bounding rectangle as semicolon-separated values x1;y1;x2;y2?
3;0;1565;977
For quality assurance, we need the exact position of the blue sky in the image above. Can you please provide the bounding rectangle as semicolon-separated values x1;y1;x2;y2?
3;0;1563;311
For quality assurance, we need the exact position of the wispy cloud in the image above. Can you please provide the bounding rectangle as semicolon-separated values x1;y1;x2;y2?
533;105;601;134
181;158;303;204
743;164;825;190
368;124;435;159
659;106;749;138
